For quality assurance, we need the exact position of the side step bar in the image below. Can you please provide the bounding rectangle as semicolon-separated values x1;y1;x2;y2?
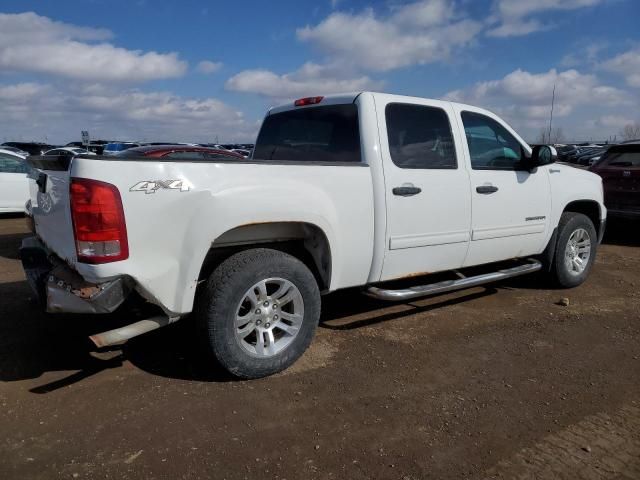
365;259;542;302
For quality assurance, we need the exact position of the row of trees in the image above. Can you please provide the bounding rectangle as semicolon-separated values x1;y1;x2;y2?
536;122;640;144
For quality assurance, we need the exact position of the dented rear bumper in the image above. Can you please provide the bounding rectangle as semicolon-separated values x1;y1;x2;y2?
20;236;132;314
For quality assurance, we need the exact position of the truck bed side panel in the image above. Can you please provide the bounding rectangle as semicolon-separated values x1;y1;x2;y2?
68;158;374;314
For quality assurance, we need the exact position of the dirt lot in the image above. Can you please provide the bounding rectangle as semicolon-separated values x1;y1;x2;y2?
1;215;639;480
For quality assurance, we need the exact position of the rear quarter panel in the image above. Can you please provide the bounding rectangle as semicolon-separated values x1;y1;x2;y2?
71;158;375;314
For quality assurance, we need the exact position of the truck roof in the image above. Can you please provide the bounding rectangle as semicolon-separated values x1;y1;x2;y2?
269;91;489;116
267;91;531;152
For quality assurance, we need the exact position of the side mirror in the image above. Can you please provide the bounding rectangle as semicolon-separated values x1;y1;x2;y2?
531;145;557;169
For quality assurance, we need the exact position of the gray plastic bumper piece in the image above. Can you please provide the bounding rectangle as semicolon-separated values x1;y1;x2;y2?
20;236;132;314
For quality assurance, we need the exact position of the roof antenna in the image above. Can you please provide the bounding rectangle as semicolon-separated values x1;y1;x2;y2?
547;83;556;144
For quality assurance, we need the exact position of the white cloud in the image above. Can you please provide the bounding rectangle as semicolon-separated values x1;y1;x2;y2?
444;68;630;139
602;48;640;87
560;42;608;68
487;0;605;37
296;0;482;72
0;12;187;82
0;82;257;143
196;60;223;74
226;62;383;100
595;114;637;129
445;68;627;111
0;82;49;100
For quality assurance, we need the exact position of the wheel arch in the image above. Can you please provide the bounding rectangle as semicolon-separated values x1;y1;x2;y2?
198;221;333;291
562;200;602;238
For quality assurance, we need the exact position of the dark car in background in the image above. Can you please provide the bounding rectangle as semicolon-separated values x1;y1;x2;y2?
555;144;578;162
1;141;57;156
114;145;245;160
590;141;640;218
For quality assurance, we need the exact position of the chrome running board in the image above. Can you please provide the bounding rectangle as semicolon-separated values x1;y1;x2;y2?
365;259;542;302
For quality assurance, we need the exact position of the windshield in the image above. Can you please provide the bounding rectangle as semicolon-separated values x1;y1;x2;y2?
602;148;640;167
253;104;361;163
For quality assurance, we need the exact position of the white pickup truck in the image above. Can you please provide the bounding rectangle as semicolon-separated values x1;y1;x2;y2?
22;92;606;378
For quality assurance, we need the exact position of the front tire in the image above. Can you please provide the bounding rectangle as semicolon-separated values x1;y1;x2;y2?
195;248;321;379
551;212;597;288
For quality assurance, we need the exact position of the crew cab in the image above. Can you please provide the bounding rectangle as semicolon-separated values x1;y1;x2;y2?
21;92;606;379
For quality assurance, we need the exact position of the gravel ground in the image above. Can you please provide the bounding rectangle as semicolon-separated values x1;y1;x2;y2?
1;214;639;480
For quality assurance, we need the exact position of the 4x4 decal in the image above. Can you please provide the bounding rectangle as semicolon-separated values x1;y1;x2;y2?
130;180;190;194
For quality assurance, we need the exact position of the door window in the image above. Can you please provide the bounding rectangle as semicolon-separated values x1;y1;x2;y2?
0;153;28;173
461;111;525;170
385;103;457;169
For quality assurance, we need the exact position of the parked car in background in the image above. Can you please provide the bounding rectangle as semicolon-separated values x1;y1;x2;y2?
198;143;229;150
65;141;112;155
555;144;577;162
0;149;30;213
576;147;606;166
102;142;141;156
0;145;30;157
581;151;606;167
114;145;245;160
1;142;56;156
589;141;640;218
230;148;251;157
565;145;600;164
44;147;97;156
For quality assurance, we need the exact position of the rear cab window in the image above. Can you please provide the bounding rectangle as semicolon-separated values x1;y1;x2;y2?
253;104;361;163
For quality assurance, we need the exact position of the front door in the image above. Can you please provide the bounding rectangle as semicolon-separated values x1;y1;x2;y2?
452;107;552;267
375;96;472;281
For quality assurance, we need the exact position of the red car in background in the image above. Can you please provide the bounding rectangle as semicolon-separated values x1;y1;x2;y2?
114;145;245;160
589;141;640;218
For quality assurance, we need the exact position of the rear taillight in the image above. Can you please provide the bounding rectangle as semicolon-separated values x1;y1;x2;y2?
70;178;128;264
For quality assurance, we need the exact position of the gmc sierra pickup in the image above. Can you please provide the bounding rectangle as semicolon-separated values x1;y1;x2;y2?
22;92;606;379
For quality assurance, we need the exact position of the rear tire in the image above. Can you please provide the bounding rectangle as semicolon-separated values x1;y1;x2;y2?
194;248;321;379
551;212;597;288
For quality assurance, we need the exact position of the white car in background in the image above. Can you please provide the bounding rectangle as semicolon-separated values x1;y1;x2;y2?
44;147;96;156
1;145;30;157
0;149;30;213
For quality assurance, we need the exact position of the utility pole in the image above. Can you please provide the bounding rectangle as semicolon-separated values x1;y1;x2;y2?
548;83;556;144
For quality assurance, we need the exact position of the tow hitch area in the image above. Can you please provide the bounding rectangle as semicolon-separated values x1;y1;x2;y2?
20;236;132;314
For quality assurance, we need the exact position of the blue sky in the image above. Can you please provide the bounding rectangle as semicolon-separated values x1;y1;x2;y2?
0;0;638;143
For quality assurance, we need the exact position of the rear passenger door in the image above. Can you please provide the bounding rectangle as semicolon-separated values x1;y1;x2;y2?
376;97;471;280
